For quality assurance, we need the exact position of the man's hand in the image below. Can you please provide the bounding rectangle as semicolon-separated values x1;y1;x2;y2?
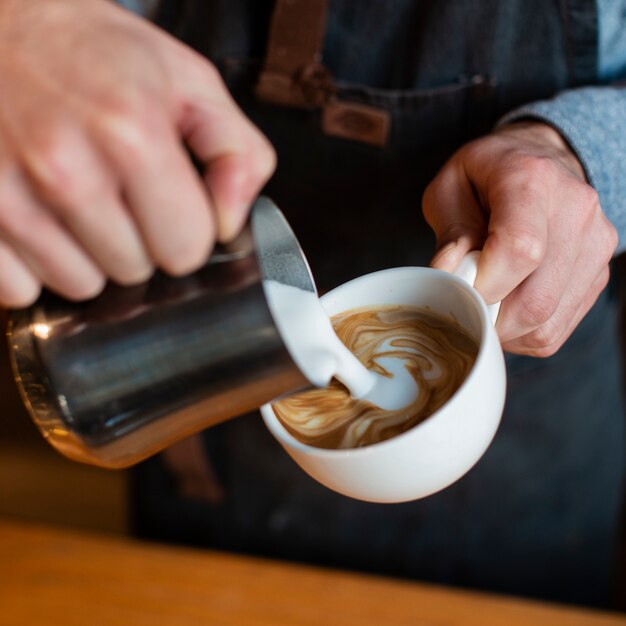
0;0;275;307
423;121;617;357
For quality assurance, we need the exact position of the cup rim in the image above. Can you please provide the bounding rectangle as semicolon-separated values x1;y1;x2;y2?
261;265;495;458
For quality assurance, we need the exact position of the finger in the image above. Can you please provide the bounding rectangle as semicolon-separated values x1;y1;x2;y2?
177;62;276;242
0;165;105;300
422;163;487;273
99;113;217;276
473;168;550;305
0;239;41;308
59;191;154;286
502;266;609;357
204;147;275;242
495;218;581;343
17;120;153;285
496;206;612;343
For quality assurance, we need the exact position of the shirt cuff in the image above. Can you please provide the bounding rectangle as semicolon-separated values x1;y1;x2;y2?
498;87;626;254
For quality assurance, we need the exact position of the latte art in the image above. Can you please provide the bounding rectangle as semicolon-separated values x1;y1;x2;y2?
273;306;479;449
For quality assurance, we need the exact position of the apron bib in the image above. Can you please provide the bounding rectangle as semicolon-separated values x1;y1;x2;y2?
137;0;625;608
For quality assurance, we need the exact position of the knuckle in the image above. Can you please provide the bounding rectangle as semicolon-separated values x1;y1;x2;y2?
520;287;558;327
530;341;561;359
495;157;552;202
245;134;277;185
422;180;441;218
257;137;277;179
521;321;561;355
573;185;600;229
421;183;437;222
180;49;222;86
99;102;161;165
579;184;600;210
436;221;483;248
460;138;492;164
460;140;482;159
603;220;619;258
196;58;222;86
519;155;558;181
26;130;76;197
50;180;110;221
236;129;277;189
107;117;151;162
422;170;455;225
19;127;108;211
501;229;545;267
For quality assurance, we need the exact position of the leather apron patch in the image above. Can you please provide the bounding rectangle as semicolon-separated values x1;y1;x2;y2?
255;0;390;147
322;98;390;147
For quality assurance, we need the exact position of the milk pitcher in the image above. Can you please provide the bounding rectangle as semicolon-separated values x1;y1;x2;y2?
6;198;316;468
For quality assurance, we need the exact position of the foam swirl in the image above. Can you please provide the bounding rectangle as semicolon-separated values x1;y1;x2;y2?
273;305;478;449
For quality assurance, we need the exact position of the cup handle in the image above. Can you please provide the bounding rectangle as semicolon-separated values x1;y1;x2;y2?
453;251;501;325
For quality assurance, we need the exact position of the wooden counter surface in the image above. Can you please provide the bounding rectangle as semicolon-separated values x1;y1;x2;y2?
1;517;625;625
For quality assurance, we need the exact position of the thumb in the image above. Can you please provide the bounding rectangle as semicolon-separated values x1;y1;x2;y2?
176;64;276;242
183;100;276;242
422;166;487;272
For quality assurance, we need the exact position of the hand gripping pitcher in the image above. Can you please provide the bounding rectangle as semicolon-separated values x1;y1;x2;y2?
6;198;318;468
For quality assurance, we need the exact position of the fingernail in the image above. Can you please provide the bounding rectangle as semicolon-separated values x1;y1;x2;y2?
431;241;458;271
208;162;254;243
218;199;251;243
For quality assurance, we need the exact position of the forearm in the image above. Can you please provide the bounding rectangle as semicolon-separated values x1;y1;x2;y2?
500;87;626;255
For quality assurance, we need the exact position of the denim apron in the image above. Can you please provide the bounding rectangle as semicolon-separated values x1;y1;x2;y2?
135;0;625;608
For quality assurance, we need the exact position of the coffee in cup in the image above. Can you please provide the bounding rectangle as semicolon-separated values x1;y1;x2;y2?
261;253;505;503
272;305;479;449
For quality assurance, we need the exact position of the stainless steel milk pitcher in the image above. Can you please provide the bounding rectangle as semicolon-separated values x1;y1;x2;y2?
6;198;315;468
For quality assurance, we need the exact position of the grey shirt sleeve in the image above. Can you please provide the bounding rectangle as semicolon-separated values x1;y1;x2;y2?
115;0;160;17
499;87;626;254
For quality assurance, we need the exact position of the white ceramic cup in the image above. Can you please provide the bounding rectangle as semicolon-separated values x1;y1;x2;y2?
260;252;506;503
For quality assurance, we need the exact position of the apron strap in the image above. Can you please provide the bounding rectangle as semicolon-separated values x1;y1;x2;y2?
255;0;334;108
255;0;390;147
